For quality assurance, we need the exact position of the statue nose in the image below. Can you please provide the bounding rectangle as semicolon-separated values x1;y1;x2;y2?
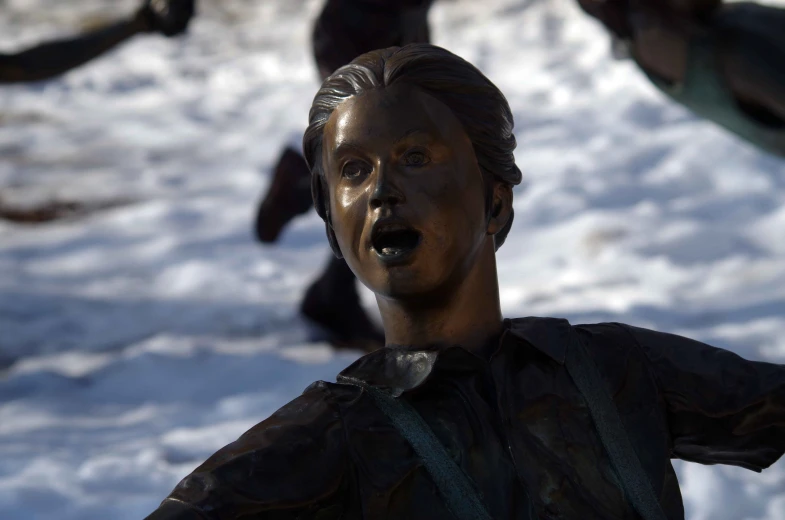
370;168;404;209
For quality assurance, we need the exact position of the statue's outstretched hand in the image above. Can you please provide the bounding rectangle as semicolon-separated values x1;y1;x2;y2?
137;0;196;37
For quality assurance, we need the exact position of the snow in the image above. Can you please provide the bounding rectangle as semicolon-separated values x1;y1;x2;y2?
1;0;784;518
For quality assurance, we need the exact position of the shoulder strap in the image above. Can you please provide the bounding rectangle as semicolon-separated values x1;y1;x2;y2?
564;327;669;520
337;375;493;520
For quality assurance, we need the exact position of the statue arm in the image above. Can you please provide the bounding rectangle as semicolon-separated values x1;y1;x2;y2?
0;16;146;84
144;382;357;520
623;324;785;472
0;0;195;84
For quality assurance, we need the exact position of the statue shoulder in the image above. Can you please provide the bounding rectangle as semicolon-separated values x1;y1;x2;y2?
162;381;361;518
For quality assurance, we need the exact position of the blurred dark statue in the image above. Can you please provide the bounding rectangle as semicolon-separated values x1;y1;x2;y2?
0;0;195;84
146;44;785;520
254;0;434;353
577;0;785;156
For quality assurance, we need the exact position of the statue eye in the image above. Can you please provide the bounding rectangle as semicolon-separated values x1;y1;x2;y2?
404;150;430;167
341;161;370;180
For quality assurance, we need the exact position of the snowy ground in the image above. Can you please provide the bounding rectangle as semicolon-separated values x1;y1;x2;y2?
1;0;784;518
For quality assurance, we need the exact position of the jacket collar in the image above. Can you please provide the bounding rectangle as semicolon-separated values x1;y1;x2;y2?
337;317;571;395
337;346;443;397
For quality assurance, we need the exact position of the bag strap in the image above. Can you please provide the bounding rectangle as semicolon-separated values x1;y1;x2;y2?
564;328;669;520
337;375;493;520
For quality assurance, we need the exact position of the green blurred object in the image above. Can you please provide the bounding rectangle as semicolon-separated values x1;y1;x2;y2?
641;3;785;157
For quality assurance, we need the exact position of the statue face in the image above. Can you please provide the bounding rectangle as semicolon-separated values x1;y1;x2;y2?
321;83;490;300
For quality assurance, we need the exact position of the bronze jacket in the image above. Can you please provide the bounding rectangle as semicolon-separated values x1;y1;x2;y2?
146;317;785;520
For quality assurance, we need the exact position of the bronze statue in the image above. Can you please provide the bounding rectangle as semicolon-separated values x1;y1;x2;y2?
576;0;785;156
0;0;195;84
254;0;434;352
145;44;785;520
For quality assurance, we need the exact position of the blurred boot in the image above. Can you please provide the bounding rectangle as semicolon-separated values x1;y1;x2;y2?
255;147;313;243
301;256;385;353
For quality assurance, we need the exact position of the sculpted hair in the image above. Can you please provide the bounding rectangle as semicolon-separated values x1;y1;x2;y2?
303;43;522;257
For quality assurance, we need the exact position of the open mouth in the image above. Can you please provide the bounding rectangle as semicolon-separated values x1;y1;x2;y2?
371;223;421;258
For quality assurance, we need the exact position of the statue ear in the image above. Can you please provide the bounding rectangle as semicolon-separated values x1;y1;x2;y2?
486;182;513;237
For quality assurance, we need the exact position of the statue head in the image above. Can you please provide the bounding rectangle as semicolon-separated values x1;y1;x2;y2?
303;44;522;301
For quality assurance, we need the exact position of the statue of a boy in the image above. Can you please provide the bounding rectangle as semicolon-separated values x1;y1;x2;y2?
146;44;785;520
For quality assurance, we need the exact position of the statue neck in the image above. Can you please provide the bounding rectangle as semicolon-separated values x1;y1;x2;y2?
375;246;504;355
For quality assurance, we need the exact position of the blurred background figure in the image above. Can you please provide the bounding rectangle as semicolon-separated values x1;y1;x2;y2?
0;0;195;84
254;0;435;352
0;0;195;222
576;0;785;156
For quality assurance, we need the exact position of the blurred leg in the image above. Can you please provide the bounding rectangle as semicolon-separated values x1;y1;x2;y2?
301;255;385;352
254;146;313;243
266;0;434;352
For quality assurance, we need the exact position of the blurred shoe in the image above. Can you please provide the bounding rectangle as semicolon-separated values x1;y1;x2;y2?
255;147;313;243
300;279;385;353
